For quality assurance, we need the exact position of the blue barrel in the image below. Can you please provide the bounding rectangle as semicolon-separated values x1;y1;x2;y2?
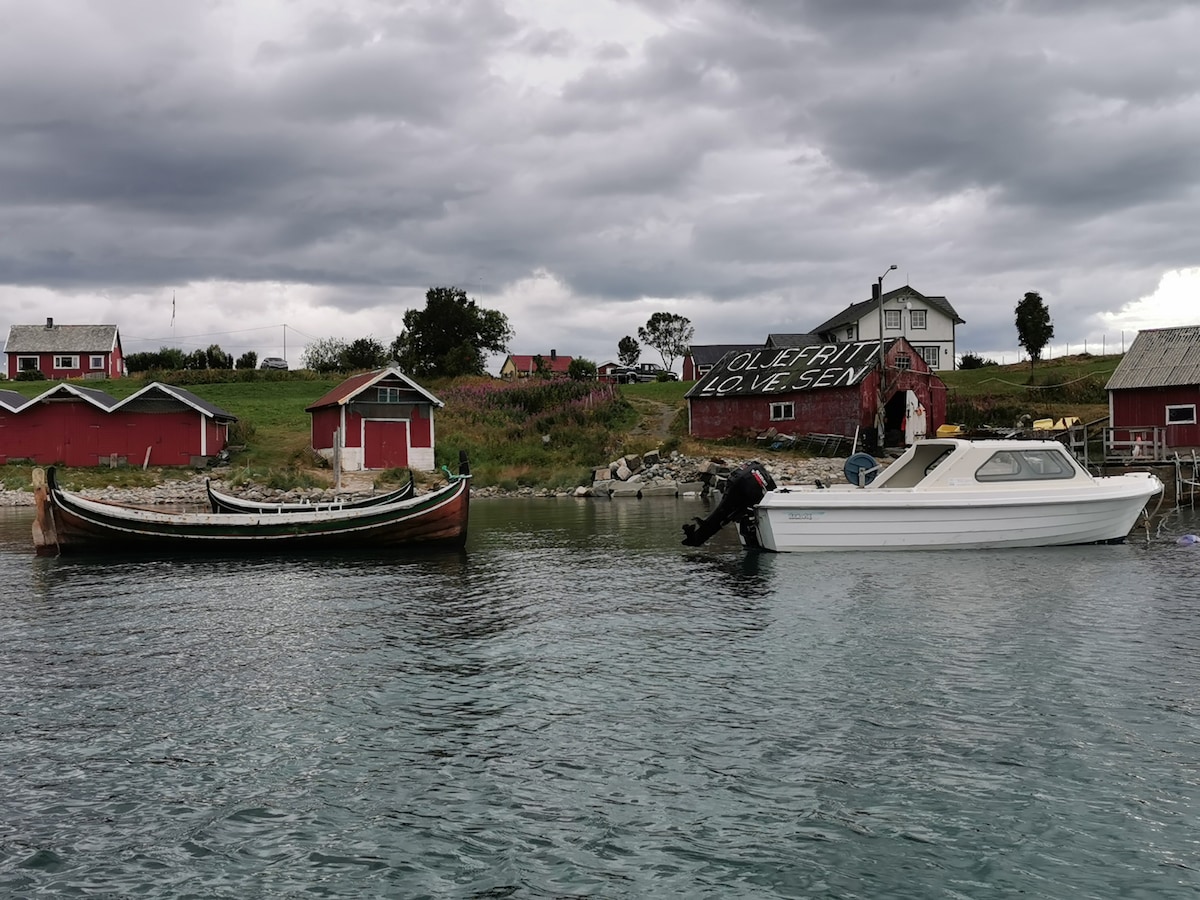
843;452;879;486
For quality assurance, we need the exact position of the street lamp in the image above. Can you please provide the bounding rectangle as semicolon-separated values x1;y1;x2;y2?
875;264;898;450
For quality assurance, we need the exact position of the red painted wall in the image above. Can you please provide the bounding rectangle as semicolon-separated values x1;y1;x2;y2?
1111;386;1200;448
0;402;220;466
6;351;119;380
688;365;946;441
310;404;436;451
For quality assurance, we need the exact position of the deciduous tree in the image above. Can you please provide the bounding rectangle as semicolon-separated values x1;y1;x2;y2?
567;358;598;381
617;336;640;367
343;336;389;371
302;337;349;374
236;351;258;370
392;286;513;378
637;312;693;373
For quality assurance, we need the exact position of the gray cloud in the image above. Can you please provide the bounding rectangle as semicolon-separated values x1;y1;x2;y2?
0;0;1197;368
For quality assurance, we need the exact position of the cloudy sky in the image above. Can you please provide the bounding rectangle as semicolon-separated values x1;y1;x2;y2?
2;0;1197;373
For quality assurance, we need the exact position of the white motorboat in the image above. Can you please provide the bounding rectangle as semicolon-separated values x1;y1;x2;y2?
682;439;1163;552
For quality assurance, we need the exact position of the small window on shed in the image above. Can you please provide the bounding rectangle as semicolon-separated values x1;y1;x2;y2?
378;387;403;403
770;402;795;421
1166;404;1197;425
894;352;912;371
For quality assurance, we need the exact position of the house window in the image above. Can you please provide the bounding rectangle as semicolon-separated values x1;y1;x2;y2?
18;356;39;372
844;325;856;340
53;355;78;369
919;347;940;368
378;387;403;403
770;402;795;421
1166;404;1197;425
884;309;901;330
910;309;927;330
90;355;105;370
894;352;912;371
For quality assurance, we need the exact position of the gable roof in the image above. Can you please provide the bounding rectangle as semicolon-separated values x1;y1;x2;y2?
305;367;443;411
686;340;886;399
686;344;762;367
810;287;965;335
4;381;236;420
1105;325;1200;390
504;353;574;374
5;323;121;354
765;333;823;348
0;390;29;410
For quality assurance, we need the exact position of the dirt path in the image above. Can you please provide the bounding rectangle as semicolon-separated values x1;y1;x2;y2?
625;398;679;442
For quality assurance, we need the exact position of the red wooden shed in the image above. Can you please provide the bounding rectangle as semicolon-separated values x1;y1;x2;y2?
685;338;946;451
306;368;443;471
1105;325;1200;452
0;382;236;467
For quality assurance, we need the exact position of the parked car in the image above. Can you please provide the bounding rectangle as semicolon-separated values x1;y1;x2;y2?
606;366;639;384
633;363;677;382
260;357;288;370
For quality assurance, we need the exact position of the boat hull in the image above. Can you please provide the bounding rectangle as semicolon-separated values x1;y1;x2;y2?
34;467;468;556
752;475;1162;552
205;476;414;513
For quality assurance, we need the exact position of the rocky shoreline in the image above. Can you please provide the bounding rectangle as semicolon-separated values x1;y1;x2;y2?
0;452;852;507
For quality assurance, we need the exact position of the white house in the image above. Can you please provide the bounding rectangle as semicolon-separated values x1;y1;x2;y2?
810;286;964;372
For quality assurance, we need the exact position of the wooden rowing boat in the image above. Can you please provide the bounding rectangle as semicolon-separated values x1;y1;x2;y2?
205;473;414;513
32;458;469;556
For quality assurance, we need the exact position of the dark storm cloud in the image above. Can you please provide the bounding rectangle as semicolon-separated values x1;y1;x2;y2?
0;0;1197;365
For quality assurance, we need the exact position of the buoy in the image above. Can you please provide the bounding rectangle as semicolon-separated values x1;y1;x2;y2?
1177;534;1199;546
1133;436;1144;458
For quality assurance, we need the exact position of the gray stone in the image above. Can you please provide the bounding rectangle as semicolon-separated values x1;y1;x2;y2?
639;482;678;497
615;464;632;481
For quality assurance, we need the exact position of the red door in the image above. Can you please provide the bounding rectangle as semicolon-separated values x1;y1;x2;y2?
364;420;409;469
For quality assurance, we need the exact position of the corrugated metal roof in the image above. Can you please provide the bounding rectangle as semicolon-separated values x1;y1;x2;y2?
5;323;120;353
1105;325;1200;390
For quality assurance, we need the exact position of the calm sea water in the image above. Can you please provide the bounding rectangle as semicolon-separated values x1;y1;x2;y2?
2;497;1199;899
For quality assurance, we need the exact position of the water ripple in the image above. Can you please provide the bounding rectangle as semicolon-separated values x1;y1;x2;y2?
2;503;1200;897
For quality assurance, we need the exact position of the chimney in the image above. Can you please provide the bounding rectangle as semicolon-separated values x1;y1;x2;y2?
550;349;557;360
45;317;54;328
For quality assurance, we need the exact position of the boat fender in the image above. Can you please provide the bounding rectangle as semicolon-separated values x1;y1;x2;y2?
843;452;880;486
681;461;776;547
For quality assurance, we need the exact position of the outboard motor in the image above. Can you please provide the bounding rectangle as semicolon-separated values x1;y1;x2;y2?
682;461;776;547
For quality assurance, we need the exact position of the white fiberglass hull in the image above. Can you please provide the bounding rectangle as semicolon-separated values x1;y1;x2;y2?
752;473;1162;552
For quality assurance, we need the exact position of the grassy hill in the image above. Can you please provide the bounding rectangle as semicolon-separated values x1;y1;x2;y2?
1;355;1118;490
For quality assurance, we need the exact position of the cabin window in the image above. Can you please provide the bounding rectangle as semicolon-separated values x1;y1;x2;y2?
910;309;927;330
844;326;856;340
18;356;39;372
90;355;105;369
919;346;940;368
894;352;912;371
53;355;78;369
1166;404;1196;425
377;387;404;403
770;402;795;421
975;449;1077;482
884;309;901;330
